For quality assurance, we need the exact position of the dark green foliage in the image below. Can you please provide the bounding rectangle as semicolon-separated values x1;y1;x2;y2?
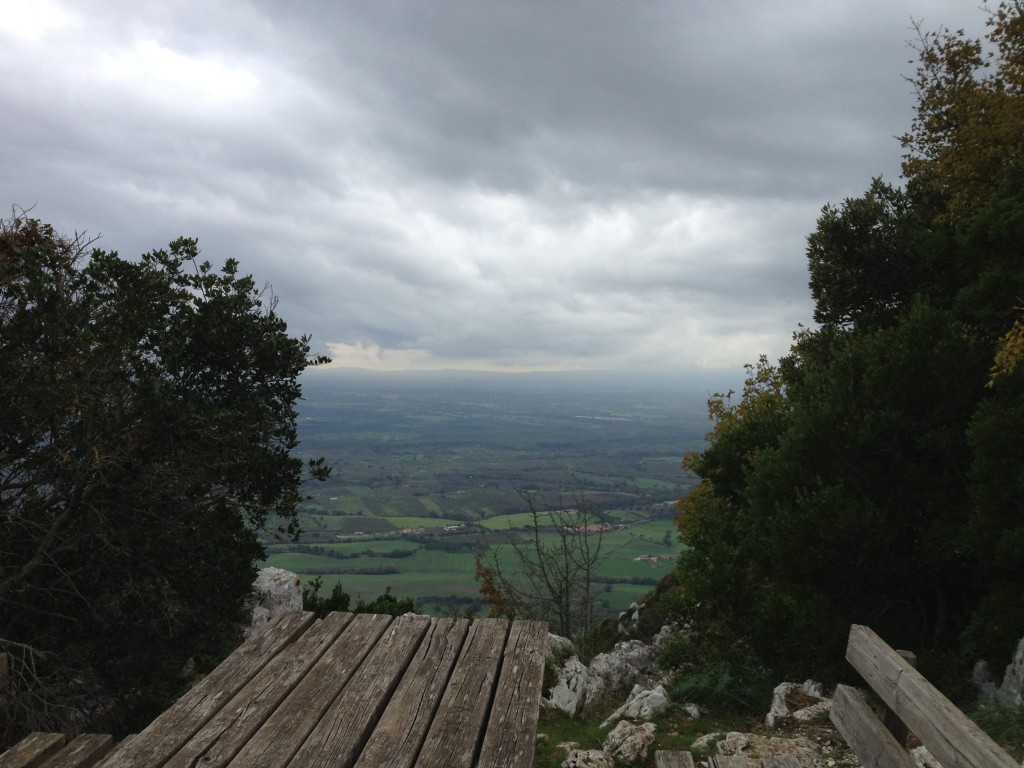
675;4;1024;686
807;179;921;331
303;576;352;617
354;586;415;616
660;633;775;714
0;215;329;745
302;576;414;618
962;369;1024;663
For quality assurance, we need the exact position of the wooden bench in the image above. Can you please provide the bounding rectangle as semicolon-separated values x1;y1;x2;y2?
0;732;114;768
830;624;1018;768
0;612;547;768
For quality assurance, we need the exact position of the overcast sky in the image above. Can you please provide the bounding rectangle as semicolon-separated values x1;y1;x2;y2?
1;0;986;376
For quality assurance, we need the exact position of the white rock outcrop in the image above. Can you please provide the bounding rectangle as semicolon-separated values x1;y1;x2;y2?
692;732;819;764
548;633;576;659
545;638;659;717
245;567;303;638
653;623;684;648
973;660;999;699
997;636;1024;708
547;657;591;717
599;684;669;728
910;745;943;768
617;601;641;635
765;680;831;728
584;640;658;709
559;749;614;768
602;720;655;764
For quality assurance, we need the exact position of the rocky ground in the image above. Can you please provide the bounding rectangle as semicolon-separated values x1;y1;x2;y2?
539;674;864;768
539;631;953;768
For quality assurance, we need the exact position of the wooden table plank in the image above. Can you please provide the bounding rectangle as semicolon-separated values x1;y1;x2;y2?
290;614;432;768
97;611;316;768
654;752;696;768
415;618;510;768
0;733;65;768
39;735;113;768
163;612;354;768
477;620;548;768
226;613;394;768
354;618;469;768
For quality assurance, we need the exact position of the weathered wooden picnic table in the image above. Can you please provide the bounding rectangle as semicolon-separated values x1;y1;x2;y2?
0;611;548;768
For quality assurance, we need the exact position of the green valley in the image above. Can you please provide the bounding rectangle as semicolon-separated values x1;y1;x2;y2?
263;368;721;617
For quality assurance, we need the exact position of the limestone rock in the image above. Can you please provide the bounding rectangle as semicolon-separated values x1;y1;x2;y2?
997;636;1024;708
691;732;724;751
681;702;701;719
245;567;303;638
599;683;669;728
973;660;998;698
584;639;658;710
792;698;832;723
766;680;830;728
560;749;614;768
545;656;591;716
617;601;642;635
911;745;943;768
653;623;684;648
700;732;819;764
548;633;575;659
602;720;655;764
546;638;659;716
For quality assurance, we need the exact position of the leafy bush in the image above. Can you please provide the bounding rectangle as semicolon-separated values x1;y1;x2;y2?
354;586;415;616
302;577;413;617
661;633;775;714
302;576;351;617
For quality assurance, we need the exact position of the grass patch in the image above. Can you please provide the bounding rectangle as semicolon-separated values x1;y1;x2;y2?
305;515;395;533
387;515;465;528
324;496;372;515
533;705;755;767
265;552;344;573
534;709;608;766
971;700;1024;760
418;498;444;514
276;503;683;620
344;485;374;495
314;540;420;555
478;512;547;530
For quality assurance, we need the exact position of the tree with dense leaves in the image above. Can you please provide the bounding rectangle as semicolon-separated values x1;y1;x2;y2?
674;2;1024;685
0;214;329;746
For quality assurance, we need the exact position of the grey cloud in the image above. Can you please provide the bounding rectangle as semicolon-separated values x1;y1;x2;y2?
0;0;985;374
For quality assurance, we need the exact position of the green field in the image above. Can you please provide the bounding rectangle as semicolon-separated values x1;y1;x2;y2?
262;369;712;620
265;516;682;616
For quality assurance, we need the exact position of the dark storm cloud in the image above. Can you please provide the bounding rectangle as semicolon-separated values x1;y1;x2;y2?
0;0;983;372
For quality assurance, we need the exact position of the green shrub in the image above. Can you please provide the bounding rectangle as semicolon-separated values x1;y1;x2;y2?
354;586;415;616
661;633;775;714
302;576;351;617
